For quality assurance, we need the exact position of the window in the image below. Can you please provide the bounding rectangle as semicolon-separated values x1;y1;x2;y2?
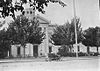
49;46;52;53
17;47;20;55
30;11;32;14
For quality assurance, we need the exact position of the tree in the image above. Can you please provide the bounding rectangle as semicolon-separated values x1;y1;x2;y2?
0;28;14;58
51;18;83;53
95;27;100;53
0;0;66;19
6;15;44;57
51;22;71;45
51;22;72;56
82;28;95;54
69;18;84;44
82;27;100;54
0;30;8;58
51;18;84;45
69;18;84;53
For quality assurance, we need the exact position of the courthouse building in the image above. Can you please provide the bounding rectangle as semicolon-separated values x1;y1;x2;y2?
10;8;59;57
10;8;99;58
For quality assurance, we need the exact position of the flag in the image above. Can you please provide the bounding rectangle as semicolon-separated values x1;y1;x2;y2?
50;0;67;7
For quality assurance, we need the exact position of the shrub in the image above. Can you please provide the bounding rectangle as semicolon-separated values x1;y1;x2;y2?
89;52;99;56
57;51;89;57
0;51;7;59
57;52;76;57
78;52;88;56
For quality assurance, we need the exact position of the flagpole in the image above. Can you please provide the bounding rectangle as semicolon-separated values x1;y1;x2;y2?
73;0;78;57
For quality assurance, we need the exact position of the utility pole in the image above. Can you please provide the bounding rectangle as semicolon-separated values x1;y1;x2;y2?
73;0;78;57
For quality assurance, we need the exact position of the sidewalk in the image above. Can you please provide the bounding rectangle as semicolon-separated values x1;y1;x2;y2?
62;56;100;61
0;56;99;63
0;57;45;63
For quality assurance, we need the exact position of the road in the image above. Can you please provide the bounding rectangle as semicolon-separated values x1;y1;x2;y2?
0;57;100;71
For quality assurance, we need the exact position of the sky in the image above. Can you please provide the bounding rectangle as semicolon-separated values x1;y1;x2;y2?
38;0;100;30
0;0;99;30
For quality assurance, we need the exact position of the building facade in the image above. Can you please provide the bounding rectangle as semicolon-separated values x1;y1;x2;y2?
11;8;99;58
10;8;59;57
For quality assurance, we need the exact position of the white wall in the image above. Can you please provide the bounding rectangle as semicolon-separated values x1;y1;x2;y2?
38;41;47;56
11;45;17;57
39;24;49;56
11;44;33;57
98;47;100;53
73;43;87;53
20;46;24;57
38;44;44;56
52;46;60;54
25;43;33;57
73;43;99;53
79;43;87;53
90;47;97;52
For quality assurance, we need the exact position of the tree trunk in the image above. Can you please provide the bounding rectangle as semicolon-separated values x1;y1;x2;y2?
22;44;26;58
9;46;11;57
72;44;74;52
24;47;25;57
69;45;72;52
70;45;73;53
87;46;90;55
97;46;99;53
78;45;80;52
23;45;26;58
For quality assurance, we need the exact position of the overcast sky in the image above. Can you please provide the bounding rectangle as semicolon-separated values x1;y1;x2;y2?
0;0;99;30
38;0;99;30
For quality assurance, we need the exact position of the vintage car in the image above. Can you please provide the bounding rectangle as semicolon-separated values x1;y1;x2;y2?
45;53;61;61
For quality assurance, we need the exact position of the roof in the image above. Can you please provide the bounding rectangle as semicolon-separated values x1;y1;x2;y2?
36;14;50;24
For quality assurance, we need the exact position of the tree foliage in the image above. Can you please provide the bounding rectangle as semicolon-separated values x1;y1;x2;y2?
94;27;100;47
82;27;100;47
7;15;44;45
82;27;100;53
69;18;84;44
51;22;71;45
0;15;44;57
0;29;13;58
0;29;11;52
51;18;84;45
0;0;66;19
